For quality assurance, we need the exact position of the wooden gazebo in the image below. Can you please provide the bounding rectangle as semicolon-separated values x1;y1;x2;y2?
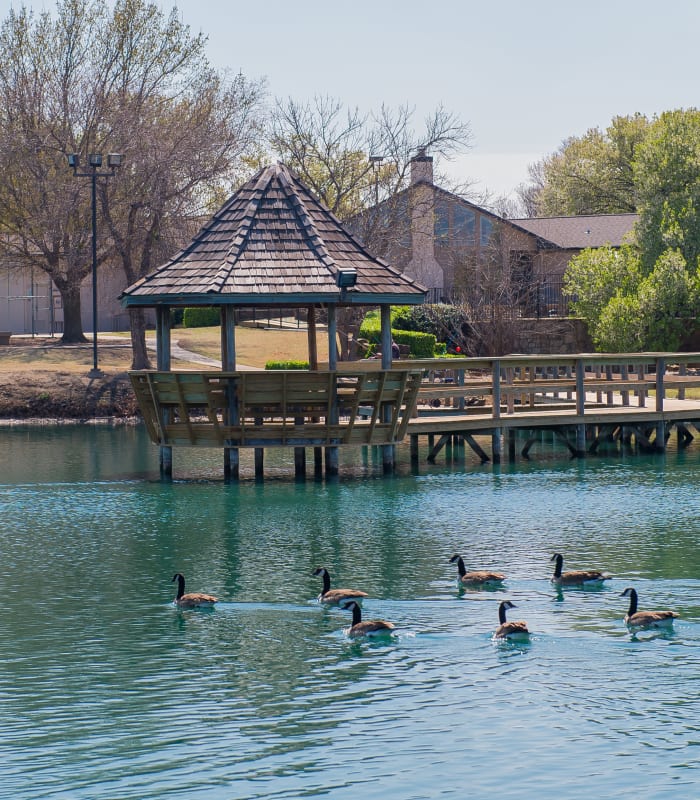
121;163;426;479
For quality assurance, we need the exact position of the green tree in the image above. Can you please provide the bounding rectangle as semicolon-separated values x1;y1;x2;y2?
565;244;699;351
635;249;698;350
633;109;700;272
520;114;649;216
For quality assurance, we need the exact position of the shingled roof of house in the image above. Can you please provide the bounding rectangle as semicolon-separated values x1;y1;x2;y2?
509;213;638;249
121;163;426;308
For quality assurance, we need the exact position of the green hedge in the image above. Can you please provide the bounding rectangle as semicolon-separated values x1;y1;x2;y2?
265;360;309;370
394;329;437;358
182;307;219;328
358;312;437;358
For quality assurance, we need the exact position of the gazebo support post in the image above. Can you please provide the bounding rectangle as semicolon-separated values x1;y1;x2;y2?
156;305;173;481
325;304;339;476
380;304;395;473
304;304;320;479
221;305;239;482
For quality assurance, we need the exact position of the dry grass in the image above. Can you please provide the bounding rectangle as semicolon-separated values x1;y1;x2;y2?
0;324;327;374
175;324;329;368
0;325;330;418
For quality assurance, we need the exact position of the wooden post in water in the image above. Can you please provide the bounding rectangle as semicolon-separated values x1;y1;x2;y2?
380;305;394;473
491;360;502;463
221;306;239;482
307;306;323;477
508;429;516;462
575;358;586;457
156;306;173;481
325;305;339;476
410;434;419;464
655;356;666;451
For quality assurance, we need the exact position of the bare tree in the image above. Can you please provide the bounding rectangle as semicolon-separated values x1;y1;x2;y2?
269;96;473;358
0;0;265;365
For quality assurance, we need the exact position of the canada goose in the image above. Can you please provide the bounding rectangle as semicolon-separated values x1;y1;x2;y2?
494;600;530;640
171;572;217;609
449;554;505;587
313;567;368;606
550;553;611;587
621;587;678;629
341;600;395;638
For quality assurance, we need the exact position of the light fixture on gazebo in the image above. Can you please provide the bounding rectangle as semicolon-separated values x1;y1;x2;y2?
336;268;357;288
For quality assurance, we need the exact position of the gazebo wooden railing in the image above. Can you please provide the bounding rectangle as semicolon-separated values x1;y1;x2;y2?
130;369;423;448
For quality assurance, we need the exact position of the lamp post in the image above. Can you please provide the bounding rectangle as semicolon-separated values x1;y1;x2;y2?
67;152;122;377
369;155;383;206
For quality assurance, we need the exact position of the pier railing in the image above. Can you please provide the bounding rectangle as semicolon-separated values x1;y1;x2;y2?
329;353;700;418
129;369;423;448
130;353;700;452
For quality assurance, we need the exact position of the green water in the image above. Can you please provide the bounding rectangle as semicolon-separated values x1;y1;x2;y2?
1;425;699;798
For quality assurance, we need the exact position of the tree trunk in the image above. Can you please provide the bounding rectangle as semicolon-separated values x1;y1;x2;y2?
129;307;152;369
60;282;87;343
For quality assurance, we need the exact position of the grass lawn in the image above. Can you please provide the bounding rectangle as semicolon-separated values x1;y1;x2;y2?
0;324;327;374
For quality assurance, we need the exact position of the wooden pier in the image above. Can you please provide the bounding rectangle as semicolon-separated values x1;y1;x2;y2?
130;351;700;477
401;352;700;463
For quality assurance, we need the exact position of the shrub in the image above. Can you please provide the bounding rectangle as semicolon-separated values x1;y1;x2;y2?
393;329;436;358
265;360;309;370
182;307;219;328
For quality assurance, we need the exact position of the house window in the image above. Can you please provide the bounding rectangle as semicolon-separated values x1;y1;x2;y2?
434;199;449;244
480;216;493;247
453;206;475;246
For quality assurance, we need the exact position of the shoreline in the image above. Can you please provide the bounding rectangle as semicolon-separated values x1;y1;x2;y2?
0;416;141;426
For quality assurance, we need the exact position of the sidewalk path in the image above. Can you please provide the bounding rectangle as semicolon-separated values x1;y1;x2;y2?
144;337;261;370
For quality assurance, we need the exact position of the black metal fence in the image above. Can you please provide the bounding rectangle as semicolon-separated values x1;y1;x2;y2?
429;276;574;319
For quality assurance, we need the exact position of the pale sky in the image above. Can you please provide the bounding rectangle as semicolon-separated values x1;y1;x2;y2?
4;0;700;200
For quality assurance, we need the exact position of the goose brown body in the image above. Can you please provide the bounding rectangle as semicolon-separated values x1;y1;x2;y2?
550;553;610;586
313;567;368;606
171;572;217;608
494;600;530;640
341;600;395;638
621;587;678;629
449;554;505;587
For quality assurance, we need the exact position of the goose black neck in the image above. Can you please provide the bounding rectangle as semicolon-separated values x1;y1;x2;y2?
498;603;508;624
626;589;638;616
456;557;466;577
174;574;185;600
552;555;563;578
321;571;331;595
350;603;362;626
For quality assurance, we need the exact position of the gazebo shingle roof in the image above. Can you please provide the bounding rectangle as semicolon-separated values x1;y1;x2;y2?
121;163;426;307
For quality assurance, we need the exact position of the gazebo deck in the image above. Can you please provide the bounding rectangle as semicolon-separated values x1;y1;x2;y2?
130;368;423;447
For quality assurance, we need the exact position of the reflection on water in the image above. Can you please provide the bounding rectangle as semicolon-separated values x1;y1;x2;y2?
0;425;699;798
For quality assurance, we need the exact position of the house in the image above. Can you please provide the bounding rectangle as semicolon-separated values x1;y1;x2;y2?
1;152;637;335
350;150;637;313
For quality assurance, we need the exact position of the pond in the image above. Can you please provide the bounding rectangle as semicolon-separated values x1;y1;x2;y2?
1;424;699;798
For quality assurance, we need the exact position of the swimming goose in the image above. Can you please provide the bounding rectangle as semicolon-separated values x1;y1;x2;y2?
550;553;611;587
171;572;217;608
449;554;505;587
494;600;530;640
313;567;368;606
621;587;678;629
341;600;395;638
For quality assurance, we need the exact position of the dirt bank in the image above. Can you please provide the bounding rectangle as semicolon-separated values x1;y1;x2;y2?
0;370;140;420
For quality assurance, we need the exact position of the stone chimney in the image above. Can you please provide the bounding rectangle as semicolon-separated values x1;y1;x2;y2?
405;147;443;294
410;147;433;185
